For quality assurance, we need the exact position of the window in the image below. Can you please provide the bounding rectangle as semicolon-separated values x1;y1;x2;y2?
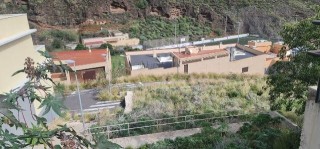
242;67;249;73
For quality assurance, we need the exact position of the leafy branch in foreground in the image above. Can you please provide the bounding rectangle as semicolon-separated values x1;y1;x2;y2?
0;51;121;148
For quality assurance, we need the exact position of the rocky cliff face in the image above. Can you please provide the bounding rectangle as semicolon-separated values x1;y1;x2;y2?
0;0;317;38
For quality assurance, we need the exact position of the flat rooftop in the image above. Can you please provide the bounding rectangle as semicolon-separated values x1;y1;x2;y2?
0;14;25;20
130;54;173;69
173;49;228;59
232;47;256;60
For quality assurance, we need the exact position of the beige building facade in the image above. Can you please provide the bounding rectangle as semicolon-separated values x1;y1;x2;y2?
0;14;54;128
125;43;269;76
173;44;267;75
82;31;140;48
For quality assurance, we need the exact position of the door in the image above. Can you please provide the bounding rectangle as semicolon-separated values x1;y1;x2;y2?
184;64;188;74
83;70;96;81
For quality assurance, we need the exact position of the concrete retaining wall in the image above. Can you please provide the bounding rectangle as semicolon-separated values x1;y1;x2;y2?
299;86;320;149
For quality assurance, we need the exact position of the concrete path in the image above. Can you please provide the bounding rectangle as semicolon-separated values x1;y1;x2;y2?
110;123;243;148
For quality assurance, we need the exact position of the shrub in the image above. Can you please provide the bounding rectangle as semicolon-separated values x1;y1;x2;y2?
138;114;299;149
135;0;148;9
51;39;63;49
75;44;88;50
100;43;113;50
279;111;303;127
62;111;72;121
84;113;96;123
96;89;124;101
214;28;224;36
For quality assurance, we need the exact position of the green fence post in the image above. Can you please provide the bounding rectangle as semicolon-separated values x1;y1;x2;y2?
107;126;110;139
127;123;130;136
184;116;187;129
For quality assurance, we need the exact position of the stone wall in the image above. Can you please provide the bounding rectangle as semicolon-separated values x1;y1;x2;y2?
299;86;320;149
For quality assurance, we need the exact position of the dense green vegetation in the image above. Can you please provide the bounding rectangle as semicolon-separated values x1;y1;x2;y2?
74;43;87;50
38;29;78;51
129;17;212;41
80;29;110;38
139;114;300;149
98;75;269;127
267;8;320;114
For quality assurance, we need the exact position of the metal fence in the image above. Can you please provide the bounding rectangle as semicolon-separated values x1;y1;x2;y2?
88;110;257;139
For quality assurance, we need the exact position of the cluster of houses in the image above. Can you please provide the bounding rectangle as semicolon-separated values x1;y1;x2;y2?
0;14;293;88
2;13;320;148
125;40;288;77
0;14;289;124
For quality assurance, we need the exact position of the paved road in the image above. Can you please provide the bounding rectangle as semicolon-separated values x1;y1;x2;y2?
63;89;120;113
63;82;171;113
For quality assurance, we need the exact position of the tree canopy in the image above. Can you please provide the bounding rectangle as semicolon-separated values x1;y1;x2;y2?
267;8;320;113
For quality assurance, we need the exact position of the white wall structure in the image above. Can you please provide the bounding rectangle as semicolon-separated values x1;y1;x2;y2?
299;86;320;149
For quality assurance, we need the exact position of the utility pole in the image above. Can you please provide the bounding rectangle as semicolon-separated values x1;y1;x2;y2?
224;15;228;36
175;19;177;46
237;21;241;44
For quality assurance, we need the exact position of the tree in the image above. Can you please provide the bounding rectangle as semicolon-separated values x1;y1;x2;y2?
100;43;119;56
100;43;113;50
75;44;87;50
135;0;148;9
267;8;320;113
0;51;121;148
51;39;63;49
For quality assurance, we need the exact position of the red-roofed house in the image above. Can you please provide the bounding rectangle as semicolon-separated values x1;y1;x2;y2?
50;49;111;84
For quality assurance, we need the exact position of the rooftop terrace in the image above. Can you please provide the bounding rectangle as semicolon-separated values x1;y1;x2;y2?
130;53;173;69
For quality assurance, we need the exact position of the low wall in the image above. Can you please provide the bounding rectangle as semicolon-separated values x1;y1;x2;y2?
299;86;320;149
111;38;140;47
148;34;249;50
130;67;179;77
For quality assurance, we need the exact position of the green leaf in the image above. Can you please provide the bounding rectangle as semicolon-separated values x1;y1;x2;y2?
54;145;62;149
0;100;22;127
39;94;65;116
94;135;122;149
38;50;52;59
31;138;38;145
12;69;25;77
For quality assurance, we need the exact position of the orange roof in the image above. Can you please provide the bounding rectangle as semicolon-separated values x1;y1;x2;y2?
173;49;228;59
50;49;108;66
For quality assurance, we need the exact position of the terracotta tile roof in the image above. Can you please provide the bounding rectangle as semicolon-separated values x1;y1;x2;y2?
173;49;228;59
50;49;108;66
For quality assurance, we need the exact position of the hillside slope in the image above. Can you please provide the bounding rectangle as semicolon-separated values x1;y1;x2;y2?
0;0;317;38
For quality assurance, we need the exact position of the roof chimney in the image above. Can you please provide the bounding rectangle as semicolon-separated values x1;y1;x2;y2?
153;50;157;58
89;46;92;53
230;47;236;61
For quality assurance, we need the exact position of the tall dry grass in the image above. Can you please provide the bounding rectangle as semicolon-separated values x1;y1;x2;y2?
105;75;269;124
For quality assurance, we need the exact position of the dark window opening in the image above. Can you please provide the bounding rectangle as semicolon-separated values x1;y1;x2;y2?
242;67;249;73
184;64;188;74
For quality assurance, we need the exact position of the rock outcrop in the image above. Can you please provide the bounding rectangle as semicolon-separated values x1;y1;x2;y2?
0;0;317;37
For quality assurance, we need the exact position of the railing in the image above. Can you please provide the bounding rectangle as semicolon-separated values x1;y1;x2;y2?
88;110;258;139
